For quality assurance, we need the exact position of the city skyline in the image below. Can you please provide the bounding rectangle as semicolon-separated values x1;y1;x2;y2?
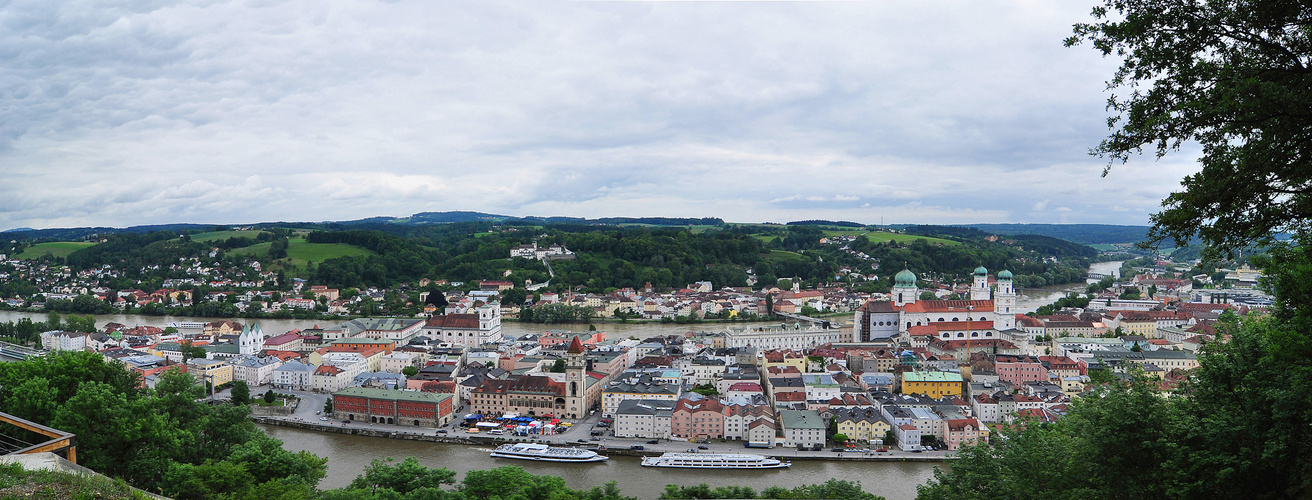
0;1;1199;231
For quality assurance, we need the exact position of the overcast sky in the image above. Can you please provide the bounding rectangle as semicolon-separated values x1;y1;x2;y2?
0;0;1201;231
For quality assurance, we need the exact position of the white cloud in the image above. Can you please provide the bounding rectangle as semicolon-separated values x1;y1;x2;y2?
0;0;1198;230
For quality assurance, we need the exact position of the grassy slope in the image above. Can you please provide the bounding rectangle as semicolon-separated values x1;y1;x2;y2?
15;242;97;259
0;462;150;500
189;230;265;243
228;238;374;267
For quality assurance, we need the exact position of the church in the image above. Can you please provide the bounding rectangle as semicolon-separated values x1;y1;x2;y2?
855;266;1023;344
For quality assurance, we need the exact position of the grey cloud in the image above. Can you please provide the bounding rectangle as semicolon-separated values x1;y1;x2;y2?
0;0;1194;230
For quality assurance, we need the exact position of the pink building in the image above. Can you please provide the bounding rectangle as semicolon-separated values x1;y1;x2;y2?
671;398;726;440
941;418;989;450
994;355;1049;385
538;331;606;349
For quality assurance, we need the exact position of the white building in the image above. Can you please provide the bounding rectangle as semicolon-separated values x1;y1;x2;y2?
723;324;847;350
423;302;503;347
613;399;676;440
40;331;87;352
230;355;283;386
380;352;416;373
779;409;826;448
272;360;315;390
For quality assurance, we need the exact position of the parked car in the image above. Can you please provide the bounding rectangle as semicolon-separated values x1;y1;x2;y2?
319;417;328;421
697;445;709;450
342;420;350;424
436;429;447;434
630;445;645;451
646;440;658;444
875;448;888;453
831;448;845;453
577;439;589;443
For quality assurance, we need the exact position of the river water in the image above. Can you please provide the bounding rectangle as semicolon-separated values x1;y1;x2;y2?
259;424;939;499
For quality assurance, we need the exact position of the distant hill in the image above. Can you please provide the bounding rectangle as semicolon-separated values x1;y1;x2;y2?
964;224;1150;244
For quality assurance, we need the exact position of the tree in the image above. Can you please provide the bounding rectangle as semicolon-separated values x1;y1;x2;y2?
402;366;419;378
833;433;849;445
231;380;251;406
349;457;456;494
263;389;276;404
550;359;567;373
1067;0;1312;255
323;398;333;415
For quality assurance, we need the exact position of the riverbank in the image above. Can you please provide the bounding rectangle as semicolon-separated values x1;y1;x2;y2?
251;416;948;463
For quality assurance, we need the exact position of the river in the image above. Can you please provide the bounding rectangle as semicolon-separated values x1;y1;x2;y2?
259;424;939;499
1014;260;1123;313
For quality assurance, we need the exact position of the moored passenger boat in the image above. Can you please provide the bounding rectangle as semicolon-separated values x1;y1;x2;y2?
490;443;609;463
640;452;790;469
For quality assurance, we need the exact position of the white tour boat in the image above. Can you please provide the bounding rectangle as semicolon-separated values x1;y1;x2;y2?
489;443;609;463
640;452;791;469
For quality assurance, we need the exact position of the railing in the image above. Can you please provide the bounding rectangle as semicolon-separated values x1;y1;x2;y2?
0;411;76;463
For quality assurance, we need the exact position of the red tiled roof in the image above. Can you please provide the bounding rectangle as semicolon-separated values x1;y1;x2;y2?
425;314;480;329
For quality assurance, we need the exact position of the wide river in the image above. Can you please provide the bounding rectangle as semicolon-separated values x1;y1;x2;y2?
259;424;940;499
0;260;1123;498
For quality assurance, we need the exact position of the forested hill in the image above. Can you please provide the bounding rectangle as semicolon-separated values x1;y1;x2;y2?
9;220;1099;295
962;223;1150;244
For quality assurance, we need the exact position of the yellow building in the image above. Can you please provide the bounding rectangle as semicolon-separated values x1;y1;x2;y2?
901;371;964;398
188;358;233;387
833;407;892;443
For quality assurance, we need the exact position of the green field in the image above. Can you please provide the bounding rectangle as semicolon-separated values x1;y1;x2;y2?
864;232;961;247
228;238;374;266
189;230;266;243
15;241;97;259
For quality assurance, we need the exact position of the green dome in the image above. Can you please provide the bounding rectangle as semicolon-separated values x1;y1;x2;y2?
997;269;1013;280
973;266;988;277
894;269;917;286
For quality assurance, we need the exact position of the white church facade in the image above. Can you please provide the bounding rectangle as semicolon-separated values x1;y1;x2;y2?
857;266;1026;345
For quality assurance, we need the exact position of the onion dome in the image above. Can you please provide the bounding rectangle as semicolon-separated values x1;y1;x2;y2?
973;266;988;277
895;269;917;286
997;269;1014;280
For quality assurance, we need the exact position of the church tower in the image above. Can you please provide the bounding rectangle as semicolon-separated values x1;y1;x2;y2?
993;270;1016;330
892;268;918;307
565;336;587;418
971;266;991;300
238;323;263;355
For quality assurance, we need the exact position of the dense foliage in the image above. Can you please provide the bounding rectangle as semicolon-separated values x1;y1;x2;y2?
0;352;327;497
1067;0;1312;255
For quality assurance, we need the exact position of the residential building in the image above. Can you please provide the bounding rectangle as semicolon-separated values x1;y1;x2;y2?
273;360;315;390
779;409;826;448
901;371;964;398
671;397;726;440
614;399;677;439
832;407;892;444
941;418;989;450
230;355;283;386
188;358;233;387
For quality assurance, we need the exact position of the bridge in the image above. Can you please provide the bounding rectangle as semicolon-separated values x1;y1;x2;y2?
1088;272;1112;280
0;341;45;361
